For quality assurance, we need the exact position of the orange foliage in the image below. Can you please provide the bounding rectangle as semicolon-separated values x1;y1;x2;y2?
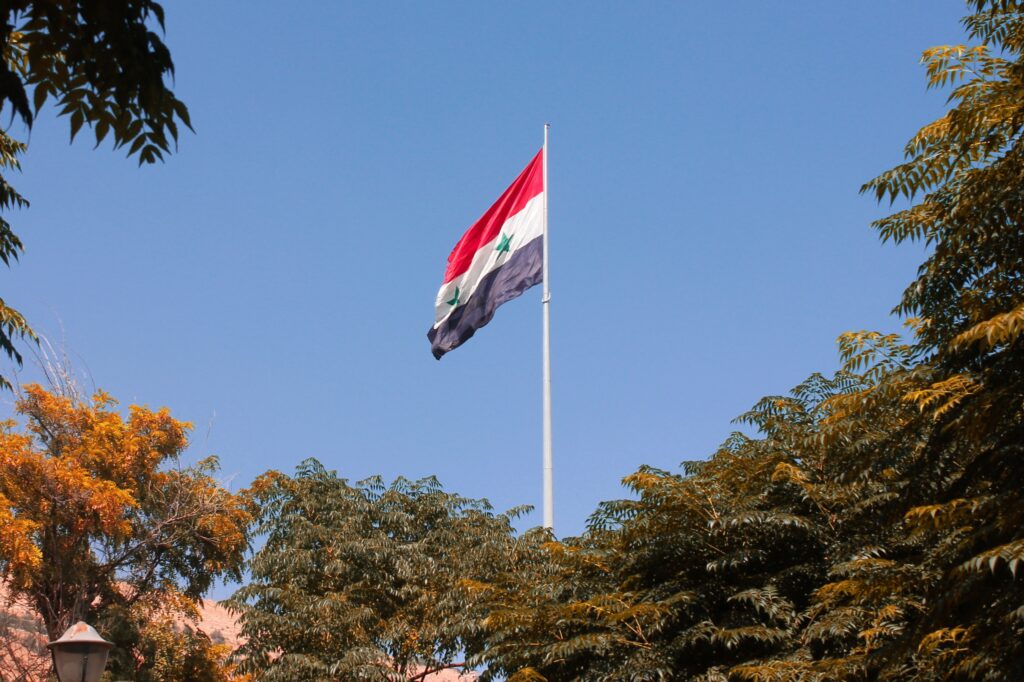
0;386;197;590
0;384;251;680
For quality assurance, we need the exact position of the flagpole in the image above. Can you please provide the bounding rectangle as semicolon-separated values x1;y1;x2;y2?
542;123;554;530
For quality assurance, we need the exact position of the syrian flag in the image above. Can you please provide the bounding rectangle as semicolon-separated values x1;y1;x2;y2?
428;149;545;359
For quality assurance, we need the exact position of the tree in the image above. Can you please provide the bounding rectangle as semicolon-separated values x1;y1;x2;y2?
0;0;192;389
228;458;524;682
471;332;1020;680
0;132;35;391
0;384;250;680
122;604;248;682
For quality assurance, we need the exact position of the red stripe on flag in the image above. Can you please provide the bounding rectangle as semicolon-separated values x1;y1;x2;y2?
442;148;544;284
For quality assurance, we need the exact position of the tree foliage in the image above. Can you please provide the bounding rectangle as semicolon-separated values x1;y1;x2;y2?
0;129;35;392
227;459;526;682
1;0;189;161
0;384;250;680
118;597;247;682
0;0;191;390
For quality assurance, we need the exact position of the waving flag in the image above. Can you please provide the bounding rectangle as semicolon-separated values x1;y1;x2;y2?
428;149;545;359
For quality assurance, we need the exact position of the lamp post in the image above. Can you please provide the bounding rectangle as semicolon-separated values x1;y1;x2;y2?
46;621;113;682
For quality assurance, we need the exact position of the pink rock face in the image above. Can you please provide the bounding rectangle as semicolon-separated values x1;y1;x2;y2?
192;598;243;648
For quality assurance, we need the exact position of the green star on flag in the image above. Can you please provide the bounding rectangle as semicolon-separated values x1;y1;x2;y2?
496;232;512;254
446;287;460;307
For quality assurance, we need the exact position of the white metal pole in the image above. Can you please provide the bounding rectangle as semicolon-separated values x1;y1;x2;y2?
542;123;554;530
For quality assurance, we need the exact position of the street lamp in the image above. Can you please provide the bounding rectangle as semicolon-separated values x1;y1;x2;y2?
47;621;113;682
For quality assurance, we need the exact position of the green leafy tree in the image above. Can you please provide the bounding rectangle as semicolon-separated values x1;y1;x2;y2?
0;130;35;391
0;0;192;389
228;459;524;682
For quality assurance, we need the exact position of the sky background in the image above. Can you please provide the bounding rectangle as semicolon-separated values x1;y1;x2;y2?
4;2;969;595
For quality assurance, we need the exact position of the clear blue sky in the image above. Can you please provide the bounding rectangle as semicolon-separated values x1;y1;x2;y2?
5;3;967;561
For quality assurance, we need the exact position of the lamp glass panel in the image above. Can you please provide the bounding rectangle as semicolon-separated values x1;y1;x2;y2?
53;643;110;682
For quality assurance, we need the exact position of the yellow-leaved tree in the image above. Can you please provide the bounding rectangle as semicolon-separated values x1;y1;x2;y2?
0;384;251;681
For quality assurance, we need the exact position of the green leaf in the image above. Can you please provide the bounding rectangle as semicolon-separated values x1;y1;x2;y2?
69;109;85;142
